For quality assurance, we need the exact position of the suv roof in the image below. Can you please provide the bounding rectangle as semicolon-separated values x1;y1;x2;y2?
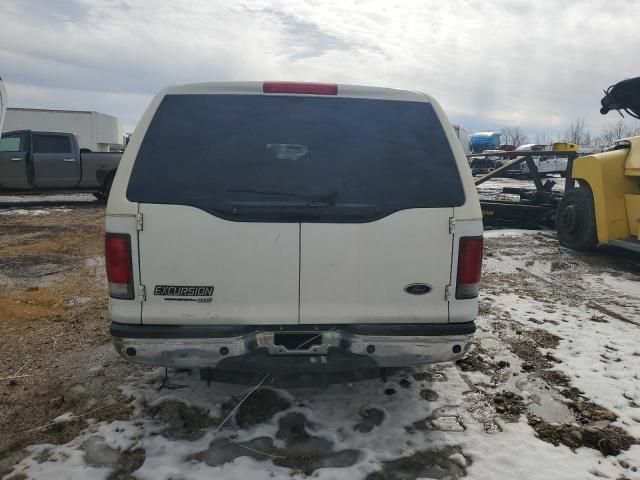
161;81;434;103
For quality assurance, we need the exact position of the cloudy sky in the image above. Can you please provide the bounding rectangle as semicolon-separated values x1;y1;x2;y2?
1;0;639;138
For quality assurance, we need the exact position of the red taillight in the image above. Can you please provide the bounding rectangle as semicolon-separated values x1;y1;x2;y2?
456;236;483;299
263;82;338;95
105;233;134;300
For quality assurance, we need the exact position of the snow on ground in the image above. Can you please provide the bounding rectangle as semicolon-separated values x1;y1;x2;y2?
0;193;96;215
486;237;640;437
0;192;98;217
0;208;71;216
483;229;533;238
488;291;640;436
0;193;95;204
5;229;640;480
476;175;564;202
11;364;637;480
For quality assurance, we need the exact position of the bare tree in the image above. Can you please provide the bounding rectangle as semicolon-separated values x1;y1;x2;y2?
535;132;548;145
565;118;591;146
626;121;640;136
535;132;558;145
597;120;631;147
501;127;528;147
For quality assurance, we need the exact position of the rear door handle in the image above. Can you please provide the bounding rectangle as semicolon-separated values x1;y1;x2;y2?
11;157;23;161
62;158;76;162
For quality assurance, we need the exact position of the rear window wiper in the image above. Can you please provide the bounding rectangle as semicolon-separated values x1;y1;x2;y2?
226;188;337;205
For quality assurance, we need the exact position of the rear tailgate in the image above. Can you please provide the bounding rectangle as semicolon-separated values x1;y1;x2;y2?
137;205;299;325
300;208;453;324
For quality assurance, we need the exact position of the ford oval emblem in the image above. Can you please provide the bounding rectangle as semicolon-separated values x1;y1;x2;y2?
404;283;432;295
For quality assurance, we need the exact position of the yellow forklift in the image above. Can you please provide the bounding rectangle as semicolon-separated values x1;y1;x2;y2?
556;76;640;252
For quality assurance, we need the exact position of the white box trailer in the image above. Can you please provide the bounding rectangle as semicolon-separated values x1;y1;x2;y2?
0;78;7;134
3;107;124;152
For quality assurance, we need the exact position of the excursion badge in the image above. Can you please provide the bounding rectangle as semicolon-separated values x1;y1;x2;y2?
154;285;214;303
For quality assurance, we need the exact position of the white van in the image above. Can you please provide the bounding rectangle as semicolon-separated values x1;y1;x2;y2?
105;82;483;381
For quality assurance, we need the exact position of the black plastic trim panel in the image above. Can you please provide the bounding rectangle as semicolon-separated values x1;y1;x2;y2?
110;321;476;339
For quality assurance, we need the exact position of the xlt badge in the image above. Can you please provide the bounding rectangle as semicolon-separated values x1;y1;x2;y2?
154;285;214;303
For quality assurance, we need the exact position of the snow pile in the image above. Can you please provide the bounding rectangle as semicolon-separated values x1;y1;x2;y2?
0;207;71;216
8;358;639;480
52;412;78;424
483;229;537;238
0;193;94;203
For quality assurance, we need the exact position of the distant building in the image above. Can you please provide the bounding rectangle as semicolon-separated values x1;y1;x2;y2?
3;107;124;152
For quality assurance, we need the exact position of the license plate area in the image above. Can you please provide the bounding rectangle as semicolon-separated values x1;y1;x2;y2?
271;332;324;355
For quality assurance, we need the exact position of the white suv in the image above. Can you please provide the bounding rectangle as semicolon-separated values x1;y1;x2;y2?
105;81;483;382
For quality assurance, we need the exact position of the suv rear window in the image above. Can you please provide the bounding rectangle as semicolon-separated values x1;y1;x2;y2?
127;94;464;222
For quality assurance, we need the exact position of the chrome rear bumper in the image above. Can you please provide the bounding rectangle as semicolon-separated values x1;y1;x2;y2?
111;322;475;371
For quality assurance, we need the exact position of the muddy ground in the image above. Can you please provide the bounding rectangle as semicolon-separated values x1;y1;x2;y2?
0;201;133;474
1;193;639;479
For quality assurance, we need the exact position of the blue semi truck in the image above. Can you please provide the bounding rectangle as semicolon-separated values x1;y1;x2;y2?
469;131;501;154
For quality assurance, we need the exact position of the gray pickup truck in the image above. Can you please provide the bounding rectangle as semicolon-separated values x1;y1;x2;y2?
0;130;121;199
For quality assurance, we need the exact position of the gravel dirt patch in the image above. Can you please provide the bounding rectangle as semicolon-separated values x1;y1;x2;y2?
0;205;135;476
232;388;291;428
528;416;636;456
365;446;470;480
353;406;386;432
